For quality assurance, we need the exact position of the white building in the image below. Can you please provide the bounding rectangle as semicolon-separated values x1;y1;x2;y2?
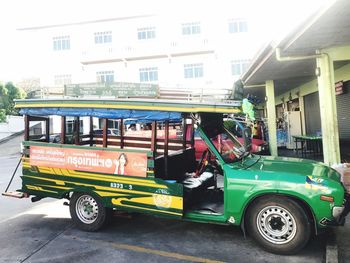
17;10;267;98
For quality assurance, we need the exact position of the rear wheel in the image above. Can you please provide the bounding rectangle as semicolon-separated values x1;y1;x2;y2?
69;192;111;231
246;196;311;254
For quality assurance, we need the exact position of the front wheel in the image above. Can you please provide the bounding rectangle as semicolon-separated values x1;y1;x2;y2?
69;192;111;231
246;196;311;255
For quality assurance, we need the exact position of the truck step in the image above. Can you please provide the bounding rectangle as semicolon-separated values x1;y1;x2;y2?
2;191;27;198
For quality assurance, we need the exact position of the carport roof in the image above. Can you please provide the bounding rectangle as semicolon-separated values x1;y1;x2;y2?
241;0;350;97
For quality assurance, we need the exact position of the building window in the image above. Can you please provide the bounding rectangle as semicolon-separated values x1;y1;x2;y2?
53;36;70;51
228;19;248;33
182;22;201;35
94;31;112;44
96;71;114;83
139;67;158;82
137;27;156;40
54;74;72;85
184;63;203;78
231;60;250;76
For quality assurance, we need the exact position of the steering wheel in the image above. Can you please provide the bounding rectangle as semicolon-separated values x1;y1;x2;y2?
221;148;237;162
195;149;211;177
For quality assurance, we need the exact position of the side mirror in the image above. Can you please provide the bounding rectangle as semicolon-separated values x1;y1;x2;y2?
243;127;252;152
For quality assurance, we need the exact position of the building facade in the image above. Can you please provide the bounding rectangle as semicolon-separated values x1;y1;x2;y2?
18;12;265;98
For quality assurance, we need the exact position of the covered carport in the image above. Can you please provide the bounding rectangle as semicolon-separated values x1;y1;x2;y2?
241;0;350;165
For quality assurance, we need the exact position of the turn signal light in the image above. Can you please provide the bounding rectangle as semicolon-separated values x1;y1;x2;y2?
320;195;334;202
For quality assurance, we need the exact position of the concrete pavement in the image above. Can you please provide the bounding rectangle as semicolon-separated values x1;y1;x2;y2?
0;134;23;158
335;218;350;262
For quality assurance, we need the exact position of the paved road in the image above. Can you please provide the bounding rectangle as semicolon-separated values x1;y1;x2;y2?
0;134;23;157
0;155;40;222
0;152;329;263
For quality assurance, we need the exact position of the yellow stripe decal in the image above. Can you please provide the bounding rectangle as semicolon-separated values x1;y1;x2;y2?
23;175;183;214
33;165;167;189
67;169;161;186
24;175;66;186
26;184;57;193
123;196;183;210
23;174;161;196
111;198;181;216
94;191;127;197
38;184;72;190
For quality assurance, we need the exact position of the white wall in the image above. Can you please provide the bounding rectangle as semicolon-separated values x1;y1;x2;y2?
18;9;266;94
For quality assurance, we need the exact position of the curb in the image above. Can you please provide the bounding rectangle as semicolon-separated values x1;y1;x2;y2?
0;131;24;144
326;244;338;263
326;228;339;263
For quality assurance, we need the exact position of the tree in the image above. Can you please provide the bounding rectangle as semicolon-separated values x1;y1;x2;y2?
0;82;26;122
0;109;5;122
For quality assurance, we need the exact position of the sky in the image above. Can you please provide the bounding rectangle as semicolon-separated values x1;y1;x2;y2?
0;0;334;83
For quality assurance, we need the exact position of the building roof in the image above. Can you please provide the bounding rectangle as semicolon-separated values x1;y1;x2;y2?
241;0;350;98
17;15;155;31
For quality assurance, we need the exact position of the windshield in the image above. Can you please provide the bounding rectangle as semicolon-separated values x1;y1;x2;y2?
207;127;247;163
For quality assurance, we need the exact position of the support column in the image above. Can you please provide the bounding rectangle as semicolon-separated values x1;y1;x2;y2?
119;119;124;149
164;121;169;179
316;52;340;165
265;80;278;156
103;118;108;148
24;115;29;141
299;97;306;135
45;118;50;143
61;116;66;144
89;116;93;146
151;121;157;155
74;117;80;145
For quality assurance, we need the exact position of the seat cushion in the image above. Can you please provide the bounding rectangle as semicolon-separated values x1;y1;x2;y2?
182;171;214;189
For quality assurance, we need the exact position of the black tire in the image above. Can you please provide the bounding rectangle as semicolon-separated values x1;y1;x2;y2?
69;192;112;231
246;196;311;255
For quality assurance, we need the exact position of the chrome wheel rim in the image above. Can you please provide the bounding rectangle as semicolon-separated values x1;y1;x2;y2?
76;195;99;224
256;205;297;244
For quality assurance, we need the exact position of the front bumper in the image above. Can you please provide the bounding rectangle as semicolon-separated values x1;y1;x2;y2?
331;193;350;226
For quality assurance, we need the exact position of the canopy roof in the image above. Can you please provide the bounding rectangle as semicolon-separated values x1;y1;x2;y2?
16;99;241;121
241;0;350;99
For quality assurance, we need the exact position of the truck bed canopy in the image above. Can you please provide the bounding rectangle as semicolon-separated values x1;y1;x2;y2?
15;98;241;121
19;107;182;122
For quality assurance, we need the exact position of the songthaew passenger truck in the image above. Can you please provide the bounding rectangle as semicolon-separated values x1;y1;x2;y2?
3;98;349;255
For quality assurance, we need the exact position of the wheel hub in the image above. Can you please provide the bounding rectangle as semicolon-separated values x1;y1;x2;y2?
269;216;285;231
256;205;297;244
76;195;99;224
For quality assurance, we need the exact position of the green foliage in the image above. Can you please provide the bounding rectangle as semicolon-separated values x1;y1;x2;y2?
0;109;6;122
0;82;26;122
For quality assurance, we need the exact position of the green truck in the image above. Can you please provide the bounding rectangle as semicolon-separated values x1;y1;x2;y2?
4;98;349;255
